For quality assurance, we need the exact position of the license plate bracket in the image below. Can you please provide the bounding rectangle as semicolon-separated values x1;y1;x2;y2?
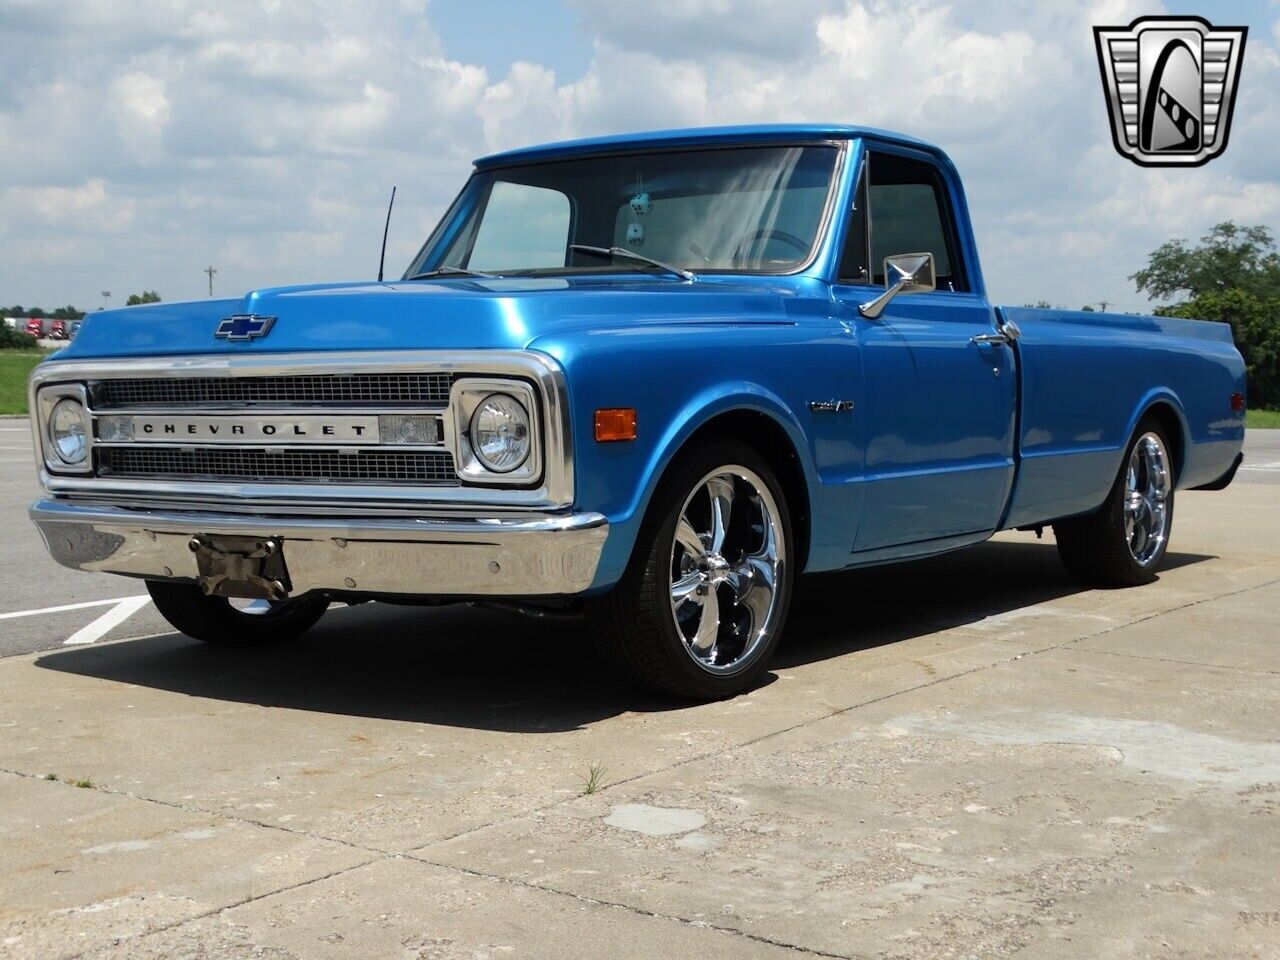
188;534;292;600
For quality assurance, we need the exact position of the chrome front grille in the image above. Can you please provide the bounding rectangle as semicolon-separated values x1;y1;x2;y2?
32;351;571;509
99;448;458;485
95;372;452;408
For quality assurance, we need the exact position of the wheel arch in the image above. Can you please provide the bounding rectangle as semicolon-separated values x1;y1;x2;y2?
1128;390;1189;483
677;408;813;573
620;385;818;579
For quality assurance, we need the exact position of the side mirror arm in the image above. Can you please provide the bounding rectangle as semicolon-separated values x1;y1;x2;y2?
858;272;911;319
857;252;936;320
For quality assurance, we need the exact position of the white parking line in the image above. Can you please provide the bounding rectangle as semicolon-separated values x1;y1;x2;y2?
0;595;150;621
63;596;152;645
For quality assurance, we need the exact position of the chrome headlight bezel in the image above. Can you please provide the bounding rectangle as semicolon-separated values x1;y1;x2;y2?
450;378;542;486
36;383;93;474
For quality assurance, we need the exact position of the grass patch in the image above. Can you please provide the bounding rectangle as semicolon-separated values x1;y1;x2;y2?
1246;408;1280;429
72;776;94;789
577;762;608;796
0;350;51;416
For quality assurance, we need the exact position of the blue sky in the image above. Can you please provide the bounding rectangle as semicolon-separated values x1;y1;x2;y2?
1;0;1277;313
429;0;592;80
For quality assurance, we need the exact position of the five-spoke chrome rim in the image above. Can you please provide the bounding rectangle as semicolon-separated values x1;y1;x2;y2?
1125;432;1172;566
669;465;785;675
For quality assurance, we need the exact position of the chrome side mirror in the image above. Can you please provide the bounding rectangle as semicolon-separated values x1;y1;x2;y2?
857;252;936;319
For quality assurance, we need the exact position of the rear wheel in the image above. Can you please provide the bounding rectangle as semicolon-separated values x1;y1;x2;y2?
587;440;793;700
1054;415;1175;586
146;581;328;645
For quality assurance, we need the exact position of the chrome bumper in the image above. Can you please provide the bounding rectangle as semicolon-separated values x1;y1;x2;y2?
30;499;608;597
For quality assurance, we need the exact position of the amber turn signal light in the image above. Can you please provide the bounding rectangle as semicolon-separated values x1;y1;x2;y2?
595;408;637;442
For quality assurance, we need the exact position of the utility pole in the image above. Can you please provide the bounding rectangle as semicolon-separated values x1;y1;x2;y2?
203;266;218;297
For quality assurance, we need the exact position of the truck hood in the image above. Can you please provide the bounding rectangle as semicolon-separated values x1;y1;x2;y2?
55;275;824;361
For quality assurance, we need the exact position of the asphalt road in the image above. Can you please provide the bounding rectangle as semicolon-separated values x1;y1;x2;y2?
1241;425;1280;483
1;420;1277;659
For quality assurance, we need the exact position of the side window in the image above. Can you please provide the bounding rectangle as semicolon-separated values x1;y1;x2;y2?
467;181;571;272
837;160;870;283
867;153;967;291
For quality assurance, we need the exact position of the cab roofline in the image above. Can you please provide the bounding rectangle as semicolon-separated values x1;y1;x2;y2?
473;123;939;169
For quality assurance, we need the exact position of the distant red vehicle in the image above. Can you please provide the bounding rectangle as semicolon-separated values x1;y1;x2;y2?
49;319;69;340
24;318;43;338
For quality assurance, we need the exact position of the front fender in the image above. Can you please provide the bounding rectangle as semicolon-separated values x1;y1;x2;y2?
585;383;820;591
532;321;863;591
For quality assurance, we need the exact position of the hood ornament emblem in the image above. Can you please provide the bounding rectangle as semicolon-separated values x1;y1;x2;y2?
215;314;276;341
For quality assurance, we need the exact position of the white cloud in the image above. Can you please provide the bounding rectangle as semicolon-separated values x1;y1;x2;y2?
7;179;136;232
109;71;171;158
0;0;1276;312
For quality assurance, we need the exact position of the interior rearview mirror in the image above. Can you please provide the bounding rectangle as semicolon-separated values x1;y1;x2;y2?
858;252;936;319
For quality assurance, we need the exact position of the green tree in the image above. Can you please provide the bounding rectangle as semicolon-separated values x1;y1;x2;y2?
1133;222;1280;408
125;291;161;306
1132;222;1280;301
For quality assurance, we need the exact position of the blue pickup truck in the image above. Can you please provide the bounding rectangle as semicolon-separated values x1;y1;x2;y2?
29;124;1246;699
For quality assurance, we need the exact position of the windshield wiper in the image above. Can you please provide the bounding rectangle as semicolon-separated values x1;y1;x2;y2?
405;265;497;280
568;244;695;282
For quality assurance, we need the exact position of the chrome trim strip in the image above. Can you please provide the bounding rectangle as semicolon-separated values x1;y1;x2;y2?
28;350;574;510
31;498;608;597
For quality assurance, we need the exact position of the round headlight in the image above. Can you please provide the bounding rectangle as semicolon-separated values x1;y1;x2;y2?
469;394;530;473
50;397;88;465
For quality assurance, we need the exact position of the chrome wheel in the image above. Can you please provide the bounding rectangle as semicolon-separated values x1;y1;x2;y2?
228;598;276;616
669;465;785;674
1124;431;1172;566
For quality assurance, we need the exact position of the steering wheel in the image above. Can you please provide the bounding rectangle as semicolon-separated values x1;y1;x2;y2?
731;228;809;262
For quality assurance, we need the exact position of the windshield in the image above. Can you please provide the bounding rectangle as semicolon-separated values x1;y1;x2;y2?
406;144;840;278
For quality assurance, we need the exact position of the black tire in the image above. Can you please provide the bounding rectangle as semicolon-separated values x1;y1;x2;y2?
146;581;328;645
1054;415;1176;587
586;439;794;701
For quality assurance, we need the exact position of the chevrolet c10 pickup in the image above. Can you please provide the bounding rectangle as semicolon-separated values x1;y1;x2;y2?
28;124;1246;699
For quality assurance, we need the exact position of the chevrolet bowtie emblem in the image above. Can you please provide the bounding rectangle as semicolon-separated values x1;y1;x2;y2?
1094;16;1247;167
214;314;276;341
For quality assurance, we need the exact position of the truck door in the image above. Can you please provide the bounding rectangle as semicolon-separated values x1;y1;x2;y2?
833;149;1017;554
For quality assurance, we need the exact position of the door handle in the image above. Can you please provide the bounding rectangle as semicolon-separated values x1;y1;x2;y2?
970;332;1011;346
971;318;1021;347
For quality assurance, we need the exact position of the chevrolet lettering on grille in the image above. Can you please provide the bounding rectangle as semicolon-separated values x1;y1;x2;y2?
127;414;387;445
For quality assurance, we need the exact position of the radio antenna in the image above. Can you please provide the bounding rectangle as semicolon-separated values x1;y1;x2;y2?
377;186;397;282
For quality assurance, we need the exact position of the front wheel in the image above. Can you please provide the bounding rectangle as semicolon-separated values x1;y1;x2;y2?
1054;415;1175;586
146;581;328;645
587;440;793;700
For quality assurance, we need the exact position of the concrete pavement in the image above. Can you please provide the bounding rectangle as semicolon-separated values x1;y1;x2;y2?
0;435;1277;957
